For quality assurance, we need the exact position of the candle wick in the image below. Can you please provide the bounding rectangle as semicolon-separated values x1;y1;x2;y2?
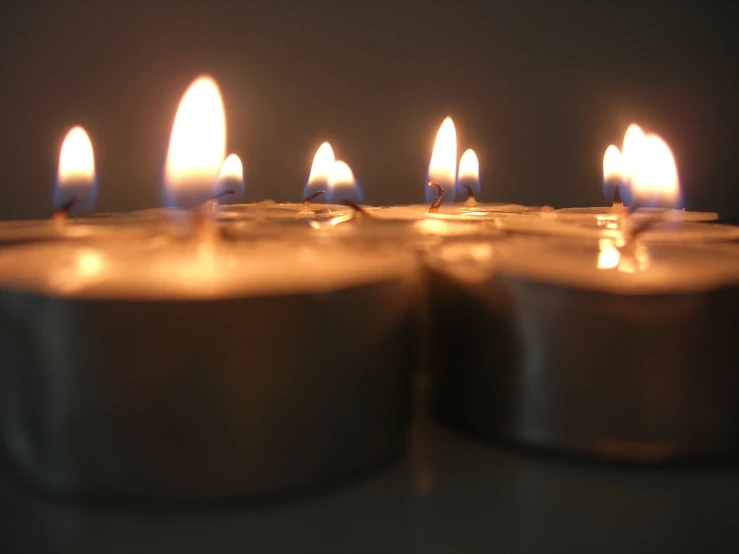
612;182;623;205
462;184;477;207
302;190;326;209
340;200;371;218
427;181;445;213
51;195;86;223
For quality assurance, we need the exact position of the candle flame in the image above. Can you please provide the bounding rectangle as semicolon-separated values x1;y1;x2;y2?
426;116;457;203
630;134;680;208
602;145;624;181
304;142;335;202
458;148;480;198
164;75;226;208
55;126;97;214
622;124;646;184
329;160;363;203
215;153;245;201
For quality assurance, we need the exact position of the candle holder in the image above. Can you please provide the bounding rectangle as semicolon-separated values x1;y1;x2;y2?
0;244;419;501
427;238;739;462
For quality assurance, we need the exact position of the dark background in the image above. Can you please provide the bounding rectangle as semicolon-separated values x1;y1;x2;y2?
1;1;737;219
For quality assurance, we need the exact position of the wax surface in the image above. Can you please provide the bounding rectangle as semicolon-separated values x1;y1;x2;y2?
556;206;719;222
500;213;739;242
0;218;167;243
0;240;418;299
431;237;739;294
367;203;536;221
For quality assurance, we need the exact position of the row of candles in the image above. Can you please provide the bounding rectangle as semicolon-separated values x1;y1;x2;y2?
1;74;738;500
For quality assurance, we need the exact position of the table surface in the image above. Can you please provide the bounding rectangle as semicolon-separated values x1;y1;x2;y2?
1;423;738;554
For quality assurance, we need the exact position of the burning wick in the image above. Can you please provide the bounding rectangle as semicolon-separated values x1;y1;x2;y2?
427;181;445;213
612;183;623;205
51;195;87;223
462;184;477;206
340;200;371;217
302;190;326;208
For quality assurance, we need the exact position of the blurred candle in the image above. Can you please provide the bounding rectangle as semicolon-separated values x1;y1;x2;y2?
0;73;421;500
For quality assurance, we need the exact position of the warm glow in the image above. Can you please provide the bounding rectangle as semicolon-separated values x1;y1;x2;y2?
602;145;624;181
304;142;335;200
219;153;243;181
164;75;226;207
630;134;680;207
458;148;480;196
328;160;363;203
621;124;646;183
58;126;95;183
597;238;620;269
427;117;457;203
55;126;96;213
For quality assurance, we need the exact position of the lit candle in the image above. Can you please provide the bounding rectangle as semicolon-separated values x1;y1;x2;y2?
0;75;421;499
0;126;162;244
556;123;718;223
215;141;354;225
368;117;543;222
426;234;739;461
502;133;739;242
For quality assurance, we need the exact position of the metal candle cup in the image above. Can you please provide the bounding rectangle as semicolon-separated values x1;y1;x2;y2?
0;240;420;500
426;237;739;462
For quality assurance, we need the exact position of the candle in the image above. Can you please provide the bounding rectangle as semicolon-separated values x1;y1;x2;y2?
501;133;739;243
368;117;544;222
0;75;421;499
215;141;355;224
426;235;739;461
557;124;718;223
0;127;161;245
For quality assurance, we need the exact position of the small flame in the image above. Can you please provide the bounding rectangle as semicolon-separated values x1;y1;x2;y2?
458;148;480;198
304;142;335;202
602;145;624;181
426;117;457;203
164;75;226;208
329;160;363;203
55;126;97;214
601;144;625;204
215;153;245;202
629;134;680;208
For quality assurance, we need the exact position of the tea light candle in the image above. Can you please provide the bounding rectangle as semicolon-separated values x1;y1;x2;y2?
215;142;355;224
0;127;161;245
558;124;718;223
0;75;420;500
501;133;736;242
425;235;739;461
367;120;544;222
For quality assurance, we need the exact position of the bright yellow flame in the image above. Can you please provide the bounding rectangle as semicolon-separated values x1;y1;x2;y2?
219;153;243;181
621;123;646;183
329;160;355;189
602;145;624;181
308;142;335;185
630;134;680;206
58;126;95;183
164;75;226;206
597;238;620;269
429;117;457;189
458;149;479;182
